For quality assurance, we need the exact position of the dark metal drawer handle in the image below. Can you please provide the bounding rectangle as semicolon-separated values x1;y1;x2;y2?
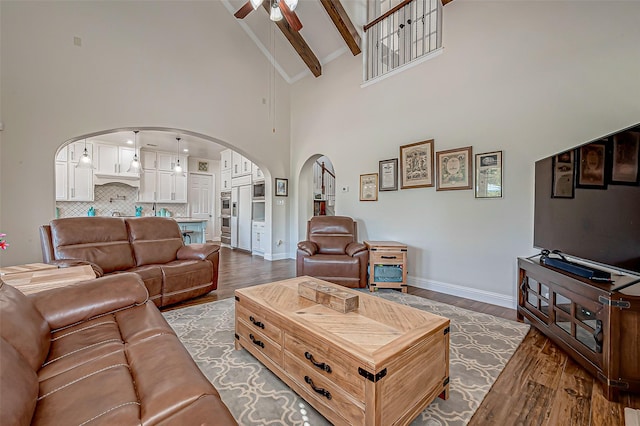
249;334;264;348
304;376;332;400
381;255;397;259
249;316;265;329
305;351;332;373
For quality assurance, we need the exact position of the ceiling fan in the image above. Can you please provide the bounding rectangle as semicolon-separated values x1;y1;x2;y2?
234;0;302;31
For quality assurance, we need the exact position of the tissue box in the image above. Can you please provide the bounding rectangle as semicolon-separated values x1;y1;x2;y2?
298;281;359;313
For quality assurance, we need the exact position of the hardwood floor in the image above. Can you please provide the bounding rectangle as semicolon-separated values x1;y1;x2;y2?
166;247;639;425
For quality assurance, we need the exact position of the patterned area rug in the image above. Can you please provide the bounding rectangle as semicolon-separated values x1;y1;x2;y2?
163;290;530;425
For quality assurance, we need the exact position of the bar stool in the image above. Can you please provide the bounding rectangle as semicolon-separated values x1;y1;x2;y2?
182;230;194;244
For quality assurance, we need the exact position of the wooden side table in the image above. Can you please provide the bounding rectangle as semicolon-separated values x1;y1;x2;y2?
0;262;57;276
364;241;408;292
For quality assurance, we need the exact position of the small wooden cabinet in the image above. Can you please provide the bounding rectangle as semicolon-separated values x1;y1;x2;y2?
364;241;408;292
517;256;640;401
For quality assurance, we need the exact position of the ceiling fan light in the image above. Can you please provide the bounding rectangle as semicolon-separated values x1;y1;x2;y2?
270;3;283;21
284;0;297;11
250;0;263;9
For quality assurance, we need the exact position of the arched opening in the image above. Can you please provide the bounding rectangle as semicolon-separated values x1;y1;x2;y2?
297;154;336;242
53;127;270;252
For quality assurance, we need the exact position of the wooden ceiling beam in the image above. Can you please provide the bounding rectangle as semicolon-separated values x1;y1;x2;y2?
319;0;361;56
261;2;322;77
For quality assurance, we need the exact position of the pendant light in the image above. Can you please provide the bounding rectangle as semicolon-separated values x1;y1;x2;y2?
250;0;263;9
76;139;94;169
172;137;185;177
284;0;297;11
270;0;283;21
127;130;143;173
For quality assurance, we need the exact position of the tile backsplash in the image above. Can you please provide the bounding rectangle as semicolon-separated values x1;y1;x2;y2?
56;183;187;218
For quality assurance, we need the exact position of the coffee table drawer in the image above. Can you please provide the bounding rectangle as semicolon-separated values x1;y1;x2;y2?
236;320;282;367
284;352;365;425
236;303;282;344
284;333;365;401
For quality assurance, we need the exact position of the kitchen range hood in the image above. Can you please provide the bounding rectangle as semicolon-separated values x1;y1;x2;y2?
94;173;140;187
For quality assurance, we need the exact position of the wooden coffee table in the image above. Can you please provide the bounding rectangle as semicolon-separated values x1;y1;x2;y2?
1;265;96;294
235;276;450;426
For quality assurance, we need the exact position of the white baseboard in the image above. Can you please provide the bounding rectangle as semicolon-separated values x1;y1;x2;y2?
408;275;516;310
264;252;290;261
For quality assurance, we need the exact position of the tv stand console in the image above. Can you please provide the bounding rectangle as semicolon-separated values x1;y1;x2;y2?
517;256;640;401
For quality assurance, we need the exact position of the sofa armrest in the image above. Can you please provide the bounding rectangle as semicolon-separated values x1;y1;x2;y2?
29;273;148;330
47;259;104;277
177;243;220;261
345;242;367;257
297;241;318;256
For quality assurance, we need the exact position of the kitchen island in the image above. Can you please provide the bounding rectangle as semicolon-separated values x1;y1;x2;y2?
174;218;207;244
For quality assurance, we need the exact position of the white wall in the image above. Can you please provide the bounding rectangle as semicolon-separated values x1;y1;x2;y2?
0;1;291;265
290;1;640;307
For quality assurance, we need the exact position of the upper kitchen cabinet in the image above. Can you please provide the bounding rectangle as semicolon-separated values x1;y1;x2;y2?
252;163;264;182
157;153;188;173
157;171;187;203
95;143;138;178
138;149;187;203
231;151;251;177
221;149;232;171
56;142;94;201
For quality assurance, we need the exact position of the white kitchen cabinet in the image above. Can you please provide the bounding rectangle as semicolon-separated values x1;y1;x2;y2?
221;169;232;191
95;143;138;177
157;170;187;203
55;161;68;200
231;151;251;177
139;169;157;202
157;153;188;173
141;150;157;169
252;221;265;255
68;162;94;201
252;163;264;181
221;149;232;171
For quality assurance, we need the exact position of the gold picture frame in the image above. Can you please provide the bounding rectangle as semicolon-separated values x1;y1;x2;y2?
436;146;473;191
359;173;378;201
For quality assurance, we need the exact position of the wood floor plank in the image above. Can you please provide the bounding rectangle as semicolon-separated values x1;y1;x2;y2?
165;248;638;422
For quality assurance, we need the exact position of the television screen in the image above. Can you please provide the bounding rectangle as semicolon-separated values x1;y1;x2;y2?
533;123;640;275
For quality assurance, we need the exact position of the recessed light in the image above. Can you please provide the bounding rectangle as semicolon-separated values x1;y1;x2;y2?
183;148;189;153
126;139;133;145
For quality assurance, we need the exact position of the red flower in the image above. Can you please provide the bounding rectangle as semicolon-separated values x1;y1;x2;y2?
0;233;8;250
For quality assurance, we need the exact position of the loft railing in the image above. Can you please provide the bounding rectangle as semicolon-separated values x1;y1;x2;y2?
313;161;336;216
363;0;442;82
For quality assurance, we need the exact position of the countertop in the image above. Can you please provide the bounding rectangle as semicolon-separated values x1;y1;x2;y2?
172;217;208;223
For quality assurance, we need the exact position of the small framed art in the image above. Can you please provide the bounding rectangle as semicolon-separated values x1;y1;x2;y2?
275;178;288;196
399;140;434;189
475;151;503;198
577;142;607;189
436;146;473;191
551;150;575;198
360;173;378;201
611;131;640;185
379;158;398;191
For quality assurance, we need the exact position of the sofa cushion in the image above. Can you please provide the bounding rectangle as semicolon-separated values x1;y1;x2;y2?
50;217;136;273
123;265;163;305
308;216;357;255
0;280;50;370
0;337;38;426
126;217;184;266
160;260;213;306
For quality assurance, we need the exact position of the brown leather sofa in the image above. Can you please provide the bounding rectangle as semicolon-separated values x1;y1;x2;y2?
296;216;369;288
0;273;237;425
40;216;219;307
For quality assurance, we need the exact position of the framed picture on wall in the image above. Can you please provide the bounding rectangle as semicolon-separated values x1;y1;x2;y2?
399;140;434;189
551;150;575;198
436;146;473;191
610;132;640;185
360;173;378;201
275;178;288;196
475;151;503;198
576;141;607;189
379;158;398;191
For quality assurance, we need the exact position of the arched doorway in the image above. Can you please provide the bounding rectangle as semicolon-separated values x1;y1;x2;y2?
297;154;336;241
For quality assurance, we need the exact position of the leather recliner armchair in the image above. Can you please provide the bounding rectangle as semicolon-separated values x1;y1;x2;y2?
296;216;369;288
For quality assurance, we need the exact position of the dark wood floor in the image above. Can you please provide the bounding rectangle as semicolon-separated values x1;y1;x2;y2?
168;247;639;425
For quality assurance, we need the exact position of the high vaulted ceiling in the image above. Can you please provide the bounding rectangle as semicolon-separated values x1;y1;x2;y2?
221;0;368;83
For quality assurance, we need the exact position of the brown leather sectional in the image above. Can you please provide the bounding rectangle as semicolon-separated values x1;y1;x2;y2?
0;273;237;425
40;216;220;307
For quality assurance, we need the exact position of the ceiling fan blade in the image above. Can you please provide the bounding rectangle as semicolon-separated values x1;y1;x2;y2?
234;1;254;19
279;1;302;31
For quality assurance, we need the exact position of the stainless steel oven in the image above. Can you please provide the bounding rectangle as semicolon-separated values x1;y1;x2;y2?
221;191;231;216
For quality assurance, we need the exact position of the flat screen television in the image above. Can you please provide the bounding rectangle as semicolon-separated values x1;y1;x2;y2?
533;123;640;276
